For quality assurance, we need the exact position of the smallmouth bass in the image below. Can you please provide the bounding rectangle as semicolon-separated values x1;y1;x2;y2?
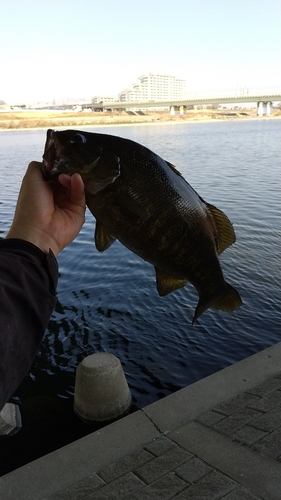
42;129;242;323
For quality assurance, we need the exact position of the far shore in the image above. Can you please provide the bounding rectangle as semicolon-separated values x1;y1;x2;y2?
0;109;280;132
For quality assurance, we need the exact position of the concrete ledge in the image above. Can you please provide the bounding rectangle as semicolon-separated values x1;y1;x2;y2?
0;410;160;499
143;342;281;433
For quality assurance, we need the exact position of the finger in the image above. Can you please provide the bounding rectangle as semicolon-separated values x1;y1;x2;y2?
69;174;85;207
25;161;44;181
58;173;72;189
18;161;50;203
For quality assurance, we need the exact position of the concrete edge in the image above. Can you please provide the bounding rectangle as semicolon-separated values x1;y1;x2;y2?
143;341;281;433
0;410;160;499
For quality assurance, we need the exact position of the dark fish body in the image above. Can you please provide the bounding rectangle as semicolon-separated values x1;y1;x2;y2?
42;129;242;323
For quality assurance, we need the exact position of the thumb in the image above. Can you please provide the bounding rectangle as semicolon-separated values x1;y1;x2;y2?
59;173;85;208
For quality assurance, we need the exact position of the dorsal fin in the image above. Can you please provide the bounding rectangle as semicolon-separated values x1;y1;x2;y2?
165;160;183;176
155;267;187;296
207;203;236;254
95;220;116;252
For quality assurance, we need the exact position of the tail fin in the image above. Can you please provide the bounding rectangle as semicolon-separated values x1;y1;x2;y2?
192;282;242;325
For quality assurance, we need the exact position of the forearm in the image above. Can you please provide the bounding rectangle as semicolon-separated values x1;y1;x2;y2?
0;239;58;410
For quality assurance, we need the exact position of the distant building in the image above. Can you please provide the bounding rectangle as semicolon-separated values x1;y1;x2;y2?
91;96;117;104
118;73;187;103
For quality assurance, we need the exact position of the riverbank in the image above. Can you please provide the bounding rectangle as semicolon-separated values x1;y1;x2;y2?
1;109;280;130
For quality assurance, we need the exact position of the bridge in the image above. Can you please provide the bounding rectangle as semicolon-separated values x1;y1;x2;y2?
95;92;281;116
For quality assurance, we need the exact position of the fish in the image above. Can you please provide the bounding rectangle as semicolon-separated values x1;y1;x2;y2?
42;129;242;323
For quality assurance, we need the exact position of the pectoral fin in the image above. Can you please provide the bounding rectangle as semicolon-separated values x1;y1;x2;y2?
207;203;236;254
95;220;116;252
115;193;150;221
83;152;120;195
155;267;187;296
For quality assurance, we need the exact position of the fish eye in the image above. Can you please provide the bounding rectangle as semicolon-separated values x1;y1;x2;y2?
69;133;87;144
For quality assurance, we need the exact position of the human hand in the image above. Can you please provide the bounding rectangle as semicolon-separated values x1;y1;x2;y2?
6;161;86;256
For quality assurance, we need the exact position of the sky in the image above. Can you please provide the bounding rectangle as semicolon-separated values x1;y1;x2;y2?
0;0;280;104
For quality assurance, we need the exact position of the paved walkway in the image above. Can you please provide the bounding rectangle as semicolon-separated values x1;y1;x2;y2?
1;342;281;500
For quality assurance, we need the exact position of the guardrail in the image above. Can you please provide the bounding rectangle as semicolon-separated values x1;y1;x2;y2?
101;94;281;110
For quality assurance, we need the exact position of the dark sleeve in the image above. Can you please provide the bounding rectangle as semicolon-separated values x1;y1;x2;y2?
0;239;58;411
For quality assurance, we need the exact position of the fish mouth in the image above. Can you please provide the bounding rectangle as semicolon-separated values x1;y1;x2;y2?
42;129;71;179
42;156;57;176
42;157;70;178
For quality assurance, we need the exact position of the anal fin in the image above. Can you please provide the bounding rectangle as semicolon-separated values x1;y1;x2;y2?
155;267;187;296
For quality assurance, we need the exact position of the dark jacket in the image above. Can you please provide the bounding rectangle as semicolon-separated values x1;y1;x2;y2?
0;239;58;410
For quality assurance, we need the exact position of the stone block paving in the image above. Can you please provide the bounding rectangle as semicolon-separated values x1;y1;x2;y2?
197;373;281;461
43;373;281;500
46;437;261;500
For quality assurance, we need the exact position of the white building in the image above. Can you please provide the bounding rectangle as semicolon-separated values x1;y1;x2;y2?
91;95;117;104
118;73;187;102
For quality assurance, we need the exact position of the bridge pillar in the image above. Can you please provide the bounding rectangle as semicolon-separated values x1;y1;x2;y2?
257;101;266;116
257;101;272;116
170;106;175;115
180;106;185;114
266;101;272;115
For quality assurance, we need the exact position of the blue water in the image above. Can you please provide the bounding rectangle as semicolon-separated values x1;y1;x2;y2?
0;119;280;410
